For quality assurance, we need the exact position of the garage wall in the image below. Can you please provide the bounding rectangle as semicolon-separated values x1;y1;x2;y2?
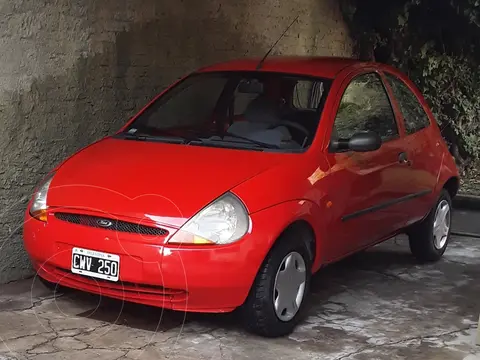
0;0;352;283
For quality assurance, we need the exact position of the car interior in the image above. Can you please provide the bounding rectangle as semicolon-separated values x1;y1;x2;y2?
220;75;329;148
125;72;331;150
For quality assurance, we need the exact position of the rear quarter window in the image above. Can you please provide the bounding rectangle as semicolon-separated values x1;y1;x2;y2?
293;80;325;110
385;73;431;135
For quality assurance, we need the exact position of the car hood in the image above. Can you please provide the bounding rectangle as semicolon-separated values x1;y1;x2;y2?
48;137;286;228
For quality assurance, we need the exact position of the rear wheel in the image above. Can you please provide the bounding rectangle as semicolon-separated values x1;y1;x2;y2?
408;189;452;262
242;232;312;337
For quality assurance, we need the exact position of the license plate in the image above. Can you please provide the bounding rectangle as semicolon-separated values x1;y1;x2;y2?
71;247;120;282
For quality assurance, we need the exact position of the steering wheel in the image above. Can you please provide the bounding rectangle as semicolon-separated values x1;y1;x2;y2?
267;120;310;145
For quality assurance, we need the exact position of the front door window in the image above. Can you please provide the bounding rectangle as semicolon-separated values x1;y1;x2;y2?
332;73;399;142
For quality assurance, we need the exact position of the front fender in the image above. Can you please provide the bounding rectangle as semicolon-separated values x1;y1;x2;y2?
249;199;328;274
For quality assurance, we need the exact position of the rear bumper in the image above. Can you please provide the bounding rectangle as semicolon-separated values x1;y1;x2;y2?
23;209;277;313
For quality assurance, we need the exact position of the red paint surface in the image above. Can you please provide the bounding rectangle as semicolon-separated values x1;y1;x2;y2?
23;57;459;312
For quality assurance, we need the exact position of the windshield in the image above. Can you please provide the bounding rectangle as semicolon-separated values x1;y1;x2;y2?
120;71;332;152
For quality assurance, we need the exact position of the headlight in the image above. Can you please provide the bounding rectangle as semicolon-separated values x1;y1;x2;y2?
168;193;250;245
29;172;55;222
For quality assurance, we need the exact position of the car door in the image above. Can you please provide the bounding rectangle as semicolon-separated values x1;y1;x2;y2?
323;71;413;261
383;72;441;224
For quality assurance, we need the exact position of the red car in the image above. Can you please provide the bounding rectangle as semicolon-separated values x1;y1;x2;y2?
23;56;459;337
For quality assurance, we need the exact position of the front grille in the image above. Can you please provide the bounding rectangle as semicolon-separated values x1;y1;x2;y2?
54;212;168;236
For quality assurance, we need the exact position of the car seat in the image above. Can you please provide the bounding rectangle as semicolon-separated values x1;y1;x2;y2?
226;95;293;146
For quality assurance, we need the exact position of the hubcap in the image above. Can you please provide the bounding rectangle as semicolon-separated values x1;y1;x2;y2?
273;252;306;322
433;200;451;250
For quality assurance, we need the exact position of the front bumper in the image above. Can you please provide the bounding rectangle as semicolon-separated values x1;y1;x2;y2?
23;209;275;313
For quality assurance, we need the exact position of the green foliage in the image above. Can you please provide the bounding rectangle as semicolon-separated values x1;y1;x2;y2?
412;51;480;159
340;0;480;162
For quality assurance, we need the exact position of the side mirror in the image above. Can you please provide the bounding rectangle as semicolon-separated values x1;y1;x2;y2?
330;130;382;153
348;131;382;152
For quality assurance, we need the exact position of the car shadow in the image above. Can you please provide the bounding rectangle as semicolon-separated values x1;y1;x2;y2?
307;243;418;302
72;291;240;332
70;240;420;333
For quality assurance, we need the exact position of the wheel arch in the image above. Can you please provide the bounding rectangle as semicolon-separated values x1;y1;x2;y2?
276;220;317;265
442;176;460;199
246;199;327;286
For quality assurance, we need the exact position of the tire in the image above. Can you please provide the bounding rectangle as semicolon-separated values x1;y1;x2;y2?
408;189;452;262
242;231;312;337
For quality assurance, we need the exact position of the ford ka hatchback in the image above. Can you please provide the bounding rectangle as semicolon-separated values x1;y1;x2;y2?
23;56;460;337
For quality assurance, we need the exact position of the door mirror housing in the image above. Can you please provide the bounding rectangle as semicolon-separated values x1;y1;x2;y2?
330;130;382;153
348;131;382;152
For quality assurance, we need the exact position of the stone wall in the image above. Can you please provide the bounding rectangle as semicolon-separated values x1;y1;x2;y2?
0;0;352;283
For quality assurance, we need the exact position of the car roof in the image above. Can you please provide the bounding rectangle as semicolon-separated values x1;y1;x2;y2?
197;56;381;79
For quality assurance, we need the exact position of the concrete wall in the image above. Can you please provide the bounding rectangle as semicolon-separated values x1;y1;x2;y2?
0;0;352;283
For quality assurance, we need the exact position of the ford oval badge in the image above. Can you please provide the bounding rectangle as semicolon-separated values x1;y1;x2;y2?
97;219;113;228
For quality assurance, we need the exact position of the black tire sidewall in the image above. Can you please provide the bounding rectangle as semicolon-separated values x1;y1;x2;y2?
429;190;453;256
409;189;452;261
243;236;312;337
267;242;312;322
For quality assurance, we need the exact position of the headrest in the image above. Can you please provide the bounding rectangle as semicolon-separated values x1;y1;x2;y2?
243;96;281;124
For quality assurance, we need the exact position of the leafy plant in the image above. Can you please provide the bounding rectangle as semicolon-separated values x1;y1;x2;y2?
339;0;480;167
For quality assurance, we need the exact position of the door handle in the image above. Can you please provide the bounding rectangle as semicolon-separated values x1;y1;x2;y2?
398;152;411;166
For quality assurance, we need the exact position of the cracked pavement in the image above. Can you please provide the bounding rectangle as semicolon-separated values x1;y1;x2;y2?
0;235;479;360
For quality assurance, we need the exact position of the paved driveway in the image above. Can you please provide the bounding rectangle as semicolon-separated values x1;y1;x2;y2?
0;235;479;360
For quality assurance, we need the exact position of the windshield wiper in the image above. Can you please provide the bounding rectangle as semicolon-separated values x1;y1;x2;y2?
221;131;282;149
119;133;149;141
153;129;205;144
117;130;282;150
115;132;186;144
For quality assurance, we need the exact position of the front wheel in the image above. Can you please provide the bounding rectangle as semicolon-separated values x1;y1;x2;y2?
408;189;452;262
242;233;312;337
